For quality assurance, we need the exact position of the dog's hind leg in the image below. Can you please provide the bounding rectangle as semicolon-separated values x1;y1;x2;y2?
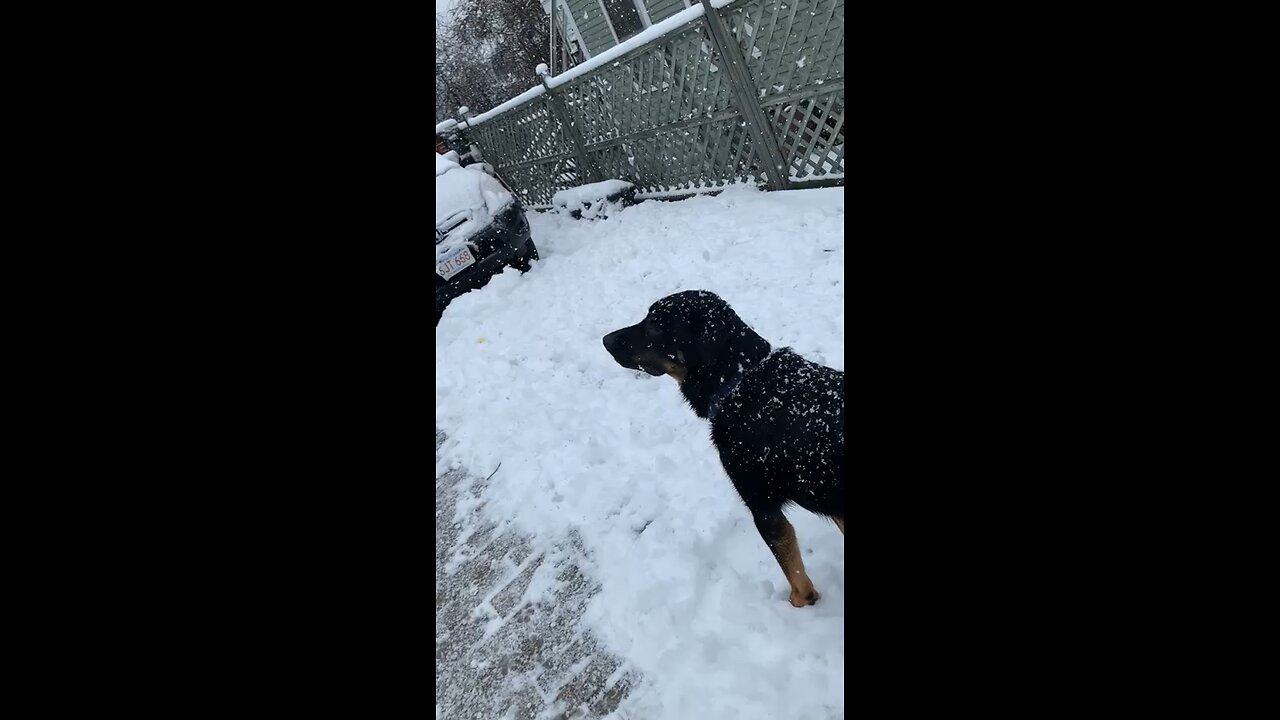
752;509;819;608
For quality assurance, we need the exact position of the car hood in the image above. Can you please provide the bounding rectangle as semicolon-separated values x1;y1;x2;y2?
436;166;515;263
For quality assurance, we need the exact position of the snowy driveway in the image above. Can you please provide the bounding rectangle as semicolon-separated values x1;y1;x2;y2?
436;186;845;719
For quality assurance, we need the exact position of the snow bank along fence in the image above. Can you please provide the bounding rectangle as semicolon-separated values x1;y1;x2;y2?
441;0;844;209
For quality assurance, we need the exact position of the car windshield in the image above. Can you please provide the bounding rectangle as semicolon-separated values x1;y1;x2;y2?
436;153;461;177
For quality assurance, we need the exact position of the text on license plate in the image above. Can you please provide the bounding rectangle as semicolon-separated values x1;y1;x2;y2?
437;246;476;281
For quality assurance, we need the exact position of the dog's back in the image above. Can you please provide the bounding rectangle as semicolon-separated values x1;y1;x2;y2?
710;348;844;520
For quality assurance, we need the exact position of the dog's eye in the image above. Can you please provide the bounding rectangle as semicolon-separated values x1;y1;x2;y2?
645;322;662;337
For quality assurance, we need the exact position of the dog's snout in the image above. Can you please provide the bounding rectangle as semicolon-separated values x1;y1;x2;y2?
603;330;624;354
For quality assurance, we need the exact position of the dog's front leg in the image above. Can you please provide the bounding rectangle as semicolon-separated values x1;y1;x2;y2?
752;509;820;607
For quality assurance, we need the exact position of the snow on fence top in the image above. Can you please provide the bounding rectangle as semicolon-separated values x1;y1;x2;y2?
543;4;704;89
465;0;746;129
465;84;547;128
435;119;458;134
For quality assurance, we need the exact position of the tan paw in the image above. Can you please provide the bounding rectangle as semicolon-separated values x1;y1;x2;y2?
790;587;820;607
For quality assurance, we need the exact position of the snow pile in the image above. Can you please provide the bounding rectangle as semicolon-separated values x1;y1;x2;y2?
552;179;635;208
434;164;514;262
436;185;844;719
552;179;635;219
435;153;460;177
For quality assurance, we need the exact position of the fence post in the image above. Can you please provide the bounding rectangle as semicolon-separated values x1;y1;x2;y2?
452;106;484;163
698;0;792;190
537;64;599;185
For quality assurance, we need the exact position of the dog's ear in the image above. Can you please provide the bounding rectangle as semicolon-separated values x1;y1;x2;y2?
694;303;769;369
691;303;739;367
692;314;728;367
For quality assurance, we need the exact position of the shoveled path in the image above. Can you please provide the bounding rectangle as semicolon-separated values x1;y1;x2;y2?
436;429;638;720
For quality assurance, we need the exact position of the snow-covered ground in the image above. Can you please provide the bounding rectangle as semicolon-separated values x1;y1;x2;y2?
436;185;844;719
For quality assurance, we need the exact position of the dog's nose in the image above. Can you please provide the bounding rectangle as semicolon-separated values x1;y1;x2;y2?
603;330;623;354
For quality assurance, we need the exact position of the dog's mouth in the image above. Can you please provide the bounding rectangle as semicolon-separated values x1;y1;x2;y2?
611;354;665;376
612;347;680;377
636;351;685;380
605;330;686;380
636;361;667;377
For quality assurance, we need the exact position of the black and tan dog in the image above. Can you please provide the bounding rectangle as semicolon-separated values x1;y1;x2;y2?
603;290;844;607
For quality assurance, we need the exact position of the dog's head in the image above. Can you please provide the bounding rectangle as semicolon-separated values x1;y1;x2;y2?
602;290;765;383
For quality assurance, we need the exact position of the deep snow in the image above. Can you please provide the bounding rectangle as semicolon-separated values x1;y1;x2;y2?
436;185;844;719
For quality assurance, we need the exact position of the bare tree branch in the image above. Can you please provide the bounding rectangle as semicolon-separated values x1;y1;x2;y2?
436;0;552;121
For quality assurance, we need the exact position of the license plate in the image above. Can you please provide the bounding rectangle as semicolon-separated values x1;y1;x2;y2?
437;246;476;281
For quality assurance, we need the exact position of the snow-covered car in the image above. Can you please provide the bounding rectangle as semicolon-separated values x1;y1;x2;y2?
436;153;537;324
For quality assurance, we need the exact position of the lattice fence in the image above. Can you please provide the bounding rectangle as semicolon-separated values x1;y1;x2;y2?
721;0;845;181
443;0;844;209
